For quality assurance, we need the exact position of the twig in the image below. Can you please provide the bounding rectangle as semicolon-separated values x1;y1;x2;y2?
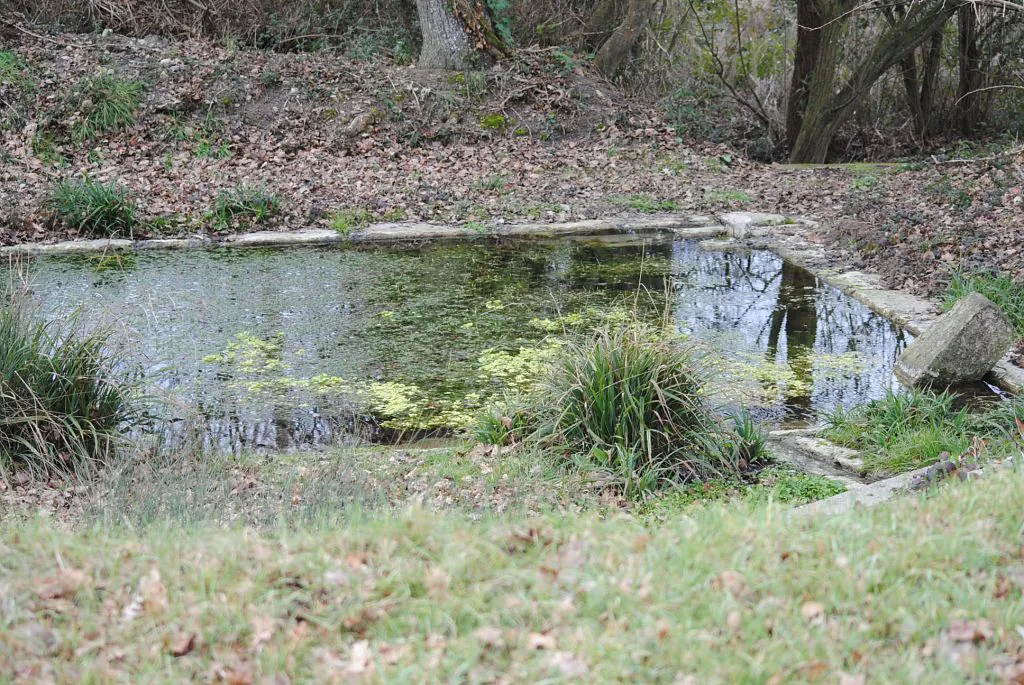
2;20;90;49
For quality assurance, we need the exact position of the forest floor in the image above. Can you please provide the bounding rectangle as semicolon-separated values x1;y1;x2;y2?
2;26;1022;298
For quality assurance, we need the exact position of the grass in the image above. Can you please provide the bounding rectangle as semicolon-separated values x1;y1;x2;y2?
610;195;681;213
823;389;1023;475
46;177;138;238
0;51;33;94
494;326;767;497
70;76;144;142
706;188;754;203
0;287;135;479
3;468;1024;681
210;185;281;229
944;270;1024;337
329;207;374;236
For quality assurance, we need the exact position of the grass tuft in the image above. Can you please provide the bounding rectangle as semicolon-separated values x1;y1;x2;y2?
211;184;282;229
533;326;764;496
46;177;139;237
329;207;374;236
0;286;136;479
610;195;681;213
944;269;1024;337
71;76;144;142
823;389;1023;475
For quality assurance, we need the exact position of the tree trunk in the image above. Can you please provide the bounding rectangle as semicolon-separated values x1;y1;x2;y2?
957;5;984;134
415;0;510;70
789;0;957;163
785;0;825;150
585;0;622;52
593;0;656;78
416;0;474;70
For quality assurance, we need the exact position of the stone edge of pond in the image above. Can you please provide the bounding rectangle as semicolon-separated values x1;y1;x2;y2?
718;214;1024;397
0;215;724;257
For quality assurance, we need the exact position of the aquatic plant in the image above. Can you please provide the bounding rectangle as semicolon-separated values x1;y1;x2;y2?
0;288;135;479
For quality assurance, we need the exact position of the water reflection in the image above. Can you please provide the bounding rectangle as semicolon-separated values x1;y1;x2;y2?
26;237;909;450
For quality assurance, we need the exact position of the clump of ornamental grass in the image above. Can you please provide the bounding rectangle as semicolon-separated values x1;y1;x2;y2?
0;286;136;480
481;325;768;498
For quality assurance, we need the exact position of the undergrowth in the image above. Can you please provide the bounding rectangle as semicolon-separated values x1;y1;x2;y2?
0;286;136;479
210;184;281;228
70;76;144;142
823;389;1024;475
944;270;1024;337
46;177;139;237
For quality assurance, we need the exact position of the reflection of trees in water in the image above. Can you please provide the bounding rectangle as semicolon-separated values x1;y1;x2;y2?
766;262;818;421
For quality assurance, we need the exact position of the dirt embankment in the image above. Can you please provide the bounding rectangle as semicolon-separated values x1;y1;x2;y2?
2;26;1022;295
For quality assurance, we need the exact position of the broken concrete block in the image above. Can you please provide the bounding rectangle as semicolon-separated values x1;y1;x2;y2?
895;292;1016;387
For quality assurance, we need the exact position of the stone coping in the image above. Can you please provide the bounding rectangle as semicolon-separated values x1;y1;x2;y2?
4;210;1020;393
0;215;722;256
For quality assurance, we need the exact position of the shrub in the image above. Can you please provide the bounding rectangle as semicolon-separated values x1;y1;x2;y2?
71;76;144;142
46;177;139;237
537;326;747;496
0;288;136;479
211;185;281;229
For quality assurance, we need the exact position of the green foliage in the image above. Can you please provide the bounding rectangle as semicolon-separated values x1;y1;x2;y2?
487;0;514;43
70;76;144;142
610;195;681;213
31;132;65;166
823;390;1023;475
0;289;135;479
706;188;753;204
211;185;281;229
944;270;1024;337
46;177;138;238
536;326;749;496
480;113;509;130
0;51;33;92
329;207;374;235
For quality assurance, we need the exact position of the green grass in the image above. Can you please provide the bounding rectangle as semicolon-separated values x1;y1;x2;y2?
706;188;754;203
328;207;374;236
210;185;281;229
46;177;139;238
70;76;144;142
823;389;1023;475
944;270;1024;337
0;288;135;479
0;51;33;92
610;195;681;213
3;469;1024;681
505;326;767;497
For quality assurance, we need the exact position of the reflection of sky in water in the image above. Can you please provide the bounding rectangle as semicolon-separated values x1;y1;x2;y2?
25;237;909;450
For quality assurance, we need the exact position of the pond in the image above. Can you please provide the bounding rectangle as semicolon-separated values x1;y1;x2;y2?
26;235;910;451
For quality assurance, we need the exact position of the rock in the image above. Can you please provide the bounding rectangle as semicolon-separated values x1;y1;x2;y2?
895;293;1016;387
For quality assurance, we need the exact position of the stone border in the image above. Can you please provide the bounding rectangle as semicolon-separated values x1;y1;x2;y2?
3;209;1020;394
0;215;723;256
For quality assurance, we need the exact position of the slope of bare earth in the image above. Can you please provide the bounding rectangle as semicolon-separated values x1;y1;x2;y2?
2;27;1022;295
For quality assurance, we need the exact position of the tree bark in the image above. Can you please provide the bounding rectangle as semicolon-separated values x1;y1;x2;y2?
416;0;475;70
585;0;622;52
593;0;656;78
789;0;958;163
785;0;825;150
957;5;984;134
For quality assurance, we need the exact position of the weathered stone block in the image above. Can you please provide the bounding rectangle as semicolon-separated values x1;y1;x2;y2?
895;292;1016;387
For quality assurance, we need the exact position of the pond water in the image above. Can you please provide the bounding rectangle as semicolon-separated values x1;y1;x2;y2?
26;235;910;451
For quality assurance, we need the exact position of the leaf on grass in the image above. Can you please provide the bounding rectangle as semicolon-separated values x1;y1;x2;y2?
801;602;825;623
527;632;557;650
550;651;589;678
251;614;276;649
168;631;196;657
473;626;504;648
140;568;168;614
948;619;994;643
35;568;86;600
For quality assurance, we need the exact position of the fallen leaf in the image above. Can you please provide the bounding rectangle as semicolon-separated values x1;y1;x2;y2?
948;619;994;643
473;626;504;648
251;614;276;649
726;610;742;632
550;651;589;678
168;631;196;657
140;568;168;614
717;570;746;595
35;568;86;600
347;640;373;676
838;673;866;685
801;602;825;623
528;632;557;650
